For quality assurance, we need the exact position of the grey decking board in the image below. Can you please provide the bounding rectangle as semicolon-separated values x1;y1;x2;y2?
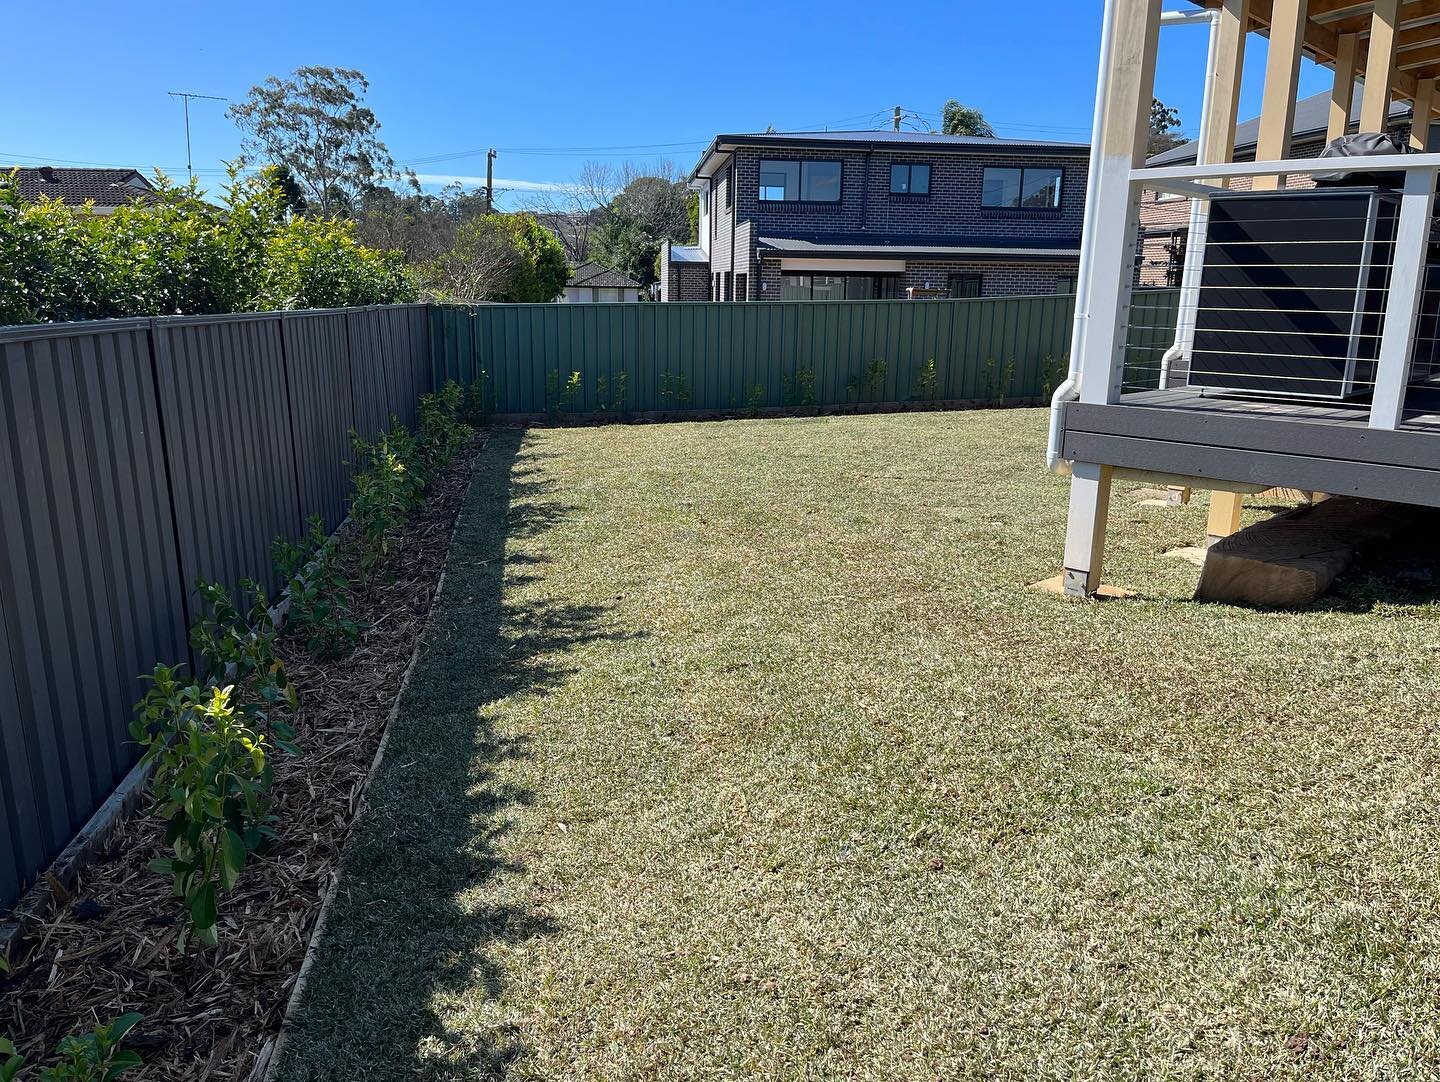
1064;401;1440;471
1061;431;1440;507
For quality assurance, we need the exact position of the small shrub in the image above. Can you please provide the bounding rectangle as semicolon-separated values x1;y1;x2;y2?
350;429;418;577
914;358;939;401
743;384;765;417
659;371;692;408
275;517;361;662
847;358;887;402
545;370;582;417
131;677;282;950
417;381;471;476
463;369;495;422
980;357;1016;404
596;370;629;415
188;580;294;717
781;366;817;408
1;1014;143;1081
1040;354;1070;399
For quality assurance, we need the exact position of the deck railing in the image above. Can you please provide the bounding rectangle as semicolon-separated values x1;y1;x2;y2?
1094;153;1440;430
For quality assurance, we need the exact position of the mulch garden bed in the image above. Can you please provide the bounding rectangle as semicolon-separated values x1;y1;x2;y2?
0;432;485;1080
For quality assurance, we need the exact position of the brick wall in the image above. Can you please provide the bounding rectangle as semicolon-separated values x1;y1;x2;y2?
659;245;712;302
757;254;1077;299
728;145;1088;241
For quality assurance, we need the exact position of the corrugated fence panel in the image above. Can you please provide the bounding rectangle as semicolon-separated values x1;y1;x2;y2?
283;312;357;533
157;316;302;598
428;292;1171;414
0;304;432;912
0;322;189;910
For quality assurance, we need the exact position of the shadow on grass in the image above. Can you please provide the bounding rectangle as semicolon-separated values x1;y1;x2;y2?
276;427;637;1081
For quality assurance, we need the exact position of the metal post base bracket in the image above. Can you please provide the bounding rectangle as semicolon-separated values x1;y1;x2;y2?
1027;573;1135;600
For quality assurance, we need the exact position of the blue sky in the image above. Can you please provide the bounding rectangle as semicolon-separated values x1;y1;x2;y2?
3;0;1336;208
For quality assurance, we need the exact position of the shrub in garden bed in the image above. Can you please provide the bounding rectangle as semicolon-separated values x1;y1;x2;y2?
0;381;476;1077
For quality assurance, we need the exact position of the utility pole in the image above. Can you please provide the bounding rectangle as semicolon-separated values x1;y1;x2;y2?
486;148;497;212
893;106;902;132
167;91;226;183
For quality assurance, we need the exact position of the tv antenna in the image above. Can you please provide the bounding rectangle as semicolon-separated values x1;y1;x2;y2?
167;91;226;182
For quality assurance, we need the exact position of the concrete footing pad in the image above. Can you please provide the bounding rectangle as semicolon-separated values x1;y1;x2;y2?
1028;574;1134;600
1195;497;1415;608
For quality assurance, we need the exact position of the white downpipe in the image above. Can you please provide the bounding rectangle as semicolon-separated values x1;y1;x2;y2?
1046;0;1118;473
1158;6;1222;389
1048;7;1226;472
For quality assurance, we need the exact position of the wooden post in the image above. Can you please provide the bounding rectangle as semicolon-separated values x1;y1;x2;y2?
1060;0;1161;596
1207;491;1245;545
1361;0;1401;133
1412;77;1437;150
1328;33;1359;142
1253;0;1308;191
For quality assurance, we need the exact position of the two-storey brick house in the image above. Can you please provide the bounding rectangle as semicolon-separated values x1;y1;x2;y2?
659;130;1089;302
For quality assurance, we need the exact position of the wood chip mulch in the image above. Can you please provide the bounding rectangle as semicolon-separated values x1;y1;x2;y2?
0;433;485;1080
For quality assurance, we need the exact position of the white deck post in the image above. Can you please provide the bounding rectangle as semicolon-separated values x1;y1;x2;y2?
1062;0;1160;597
1370;165;1438;429
1064;463;1114;597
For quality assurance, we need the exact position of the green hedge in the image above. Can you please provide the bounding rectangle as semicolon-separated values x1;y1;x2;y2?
0;167;416;325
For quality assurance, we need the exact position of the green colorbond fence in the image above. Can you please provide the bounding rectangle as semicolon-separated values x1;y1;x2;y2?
430;290;1181;416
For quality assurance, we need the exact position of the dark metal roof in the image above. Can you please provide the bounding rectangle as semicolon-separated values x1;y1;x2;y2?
567;261;642;289
2;166;155;207
756;232;1082;261
1147;86;1412;167
692;130;1089;180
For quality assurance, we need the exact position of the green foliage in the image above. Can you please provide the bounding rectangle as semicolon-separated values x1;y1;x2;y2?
495;213;569;302
941;100;995;138
847;359;888;402
914;358;940;401
0;166;414;326
188;580;294;718
350;427;422;577
1;1014;144;1081
1040;354;1069;399
596;371;629;415
416;381;472;473
980;357;1016;403
659;371;691;408
743;384;766;416
464;369;495;421
590;175;692;287
274;517;361;662
131;677;278;950
228;66;412;216
545;370;582;417
781;367;816;407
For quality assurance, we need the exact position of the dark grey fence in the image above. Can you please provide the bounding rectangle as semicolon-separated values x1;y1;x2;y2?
0;305;431;911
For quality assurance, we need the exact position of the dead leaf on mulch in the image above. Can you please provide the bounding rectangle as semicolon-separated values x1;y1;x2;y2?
0;432;486;1081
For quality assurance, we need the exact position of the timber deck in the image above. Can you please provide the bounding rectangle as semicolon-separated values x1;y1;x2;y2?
1060;385;1440;506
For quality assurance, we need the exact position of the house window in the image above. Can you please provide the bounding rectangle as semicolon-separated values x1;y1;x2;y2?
780;273;894;300
890;163;931;195
735;272;748;301
981;166;1063;209
759;160;842;202
948;273;982;299
726;164;734;208
1055;276;1076;295
598;287;623;302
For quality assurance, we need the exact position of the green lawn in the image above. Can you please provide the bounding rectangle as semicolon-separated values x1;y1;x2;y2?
277;408;1440;1080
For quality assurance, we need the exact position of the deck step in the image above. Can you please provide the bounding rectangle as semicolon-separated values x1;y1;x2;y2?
1195;497;1415;608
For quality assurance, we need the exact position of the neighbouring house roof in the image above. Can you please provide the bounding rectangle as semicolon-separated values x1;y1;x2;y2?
3;166;156;209
755;232;1082;262
567;261;642;289
691;130;1089;181
1147;86;1413;167
666;244;708;264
